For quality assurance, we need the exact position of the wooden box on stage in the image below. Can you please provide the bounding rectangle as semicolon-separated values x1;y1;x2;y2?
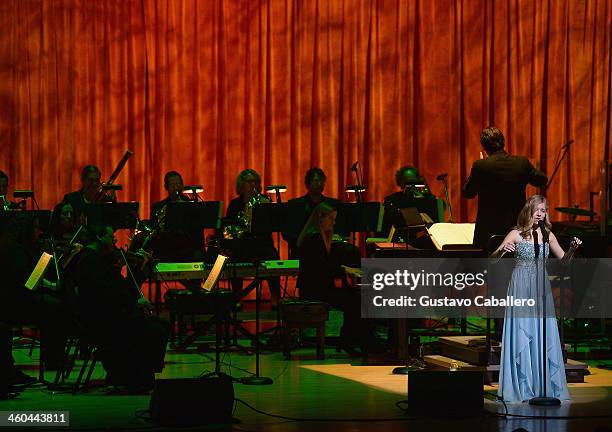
439;336;500;366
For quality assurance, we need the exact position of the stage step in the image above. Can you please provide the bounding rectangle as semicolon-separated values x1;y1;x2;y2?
423;355;588;383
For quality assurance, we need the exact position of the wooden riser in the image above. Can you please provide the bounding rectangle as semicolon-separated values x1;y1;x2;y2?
423;355;588;383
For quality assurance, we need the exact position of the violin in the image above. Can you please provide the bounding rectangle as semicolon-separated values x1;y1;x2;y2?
109;246;153;315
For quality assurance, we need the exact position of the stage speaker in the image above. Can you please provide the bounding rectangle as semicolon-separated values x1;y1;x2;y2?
150;376;234;426
407;370;483;416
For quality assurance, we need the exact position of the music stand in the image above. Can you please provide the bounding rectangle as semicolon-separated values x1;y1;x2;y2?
237;206;309;386
251;202;304;235
0;210;52;235
198;255;238;379
335;202;382;244
394;195;441;222
84;202;139;229
165;201;222;230
154;201;222;305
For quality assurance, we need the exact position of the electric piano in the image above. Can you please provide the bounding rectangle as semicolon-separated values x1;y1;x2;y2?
152;259;299;281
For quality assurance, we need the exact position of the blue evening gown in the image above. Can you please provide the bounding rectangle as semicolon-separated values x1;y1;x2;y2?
498;240;570;402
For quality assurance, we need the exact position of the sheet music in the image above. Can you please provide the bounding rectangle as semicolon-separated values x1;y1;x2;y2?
201;255;228;291
427;223;475;251
25;252;53;290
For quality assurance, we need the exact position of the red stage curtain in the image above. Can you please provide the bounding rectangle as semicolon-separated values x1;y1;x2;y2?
0;0;610;223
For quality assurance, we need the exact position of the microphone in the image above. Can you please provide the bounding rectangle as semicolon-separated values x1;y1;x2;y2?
350;161;360;171
533;228;540;259
538;220;549;242
436;173;448;181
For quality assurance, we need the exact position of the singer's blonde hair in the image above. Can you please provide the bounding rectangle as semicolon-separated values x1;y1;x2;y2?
515;195;552;240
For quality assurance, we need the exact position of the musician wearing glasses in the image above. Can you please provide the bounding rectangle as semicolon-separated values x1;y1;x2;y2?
61;165;116;221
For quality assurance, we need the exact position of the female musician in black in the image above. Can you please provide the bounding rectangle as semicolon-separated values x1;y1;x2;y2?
225;169;280;304
68;225;168;392
297;202;381;354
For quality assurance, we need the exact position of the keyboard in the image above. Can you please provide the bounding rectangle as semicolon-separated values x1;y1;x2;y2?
153;260;299;281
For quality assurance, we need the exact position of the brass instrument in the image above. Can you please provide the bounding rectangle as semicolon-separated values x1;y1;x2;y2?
0;195;10;211
223;193;271;239
155;203;168;231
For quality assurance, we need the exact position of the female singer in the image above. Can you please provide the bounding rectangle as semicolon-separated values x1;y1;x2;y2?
491;195;581;402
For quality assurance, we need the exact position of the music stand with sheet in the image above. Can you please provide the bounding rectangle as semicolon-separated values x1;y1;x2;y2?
201;254;228;291
25;252;54;291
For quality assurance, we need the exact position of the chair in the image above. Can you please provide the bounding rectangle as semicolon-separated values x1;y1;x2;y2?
280;299;329;359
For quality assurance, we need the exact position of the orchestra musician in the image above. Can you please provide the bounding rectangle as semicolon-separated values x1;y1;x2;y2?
67;224;168;393
0;322;18;398
149;171;204;262
0;171;19;210
150;171;191;226
284;167;341;257
380;166;441;247
0;214;69;372
50;201;78;243
297;202;383;355
462;126;548;250
62;165;116;221
225;169;280;304
0;170;7;198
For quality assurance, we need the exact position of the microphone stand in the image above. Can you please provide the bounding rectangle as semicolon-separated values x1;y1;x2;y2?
351;163;371;246
351;163;364;204
543;139;574;196
437;175;453;223
529;226;561;406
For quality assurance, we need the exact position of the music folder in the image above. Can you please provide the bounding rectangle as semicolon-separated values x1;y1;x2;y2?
25;252;53;290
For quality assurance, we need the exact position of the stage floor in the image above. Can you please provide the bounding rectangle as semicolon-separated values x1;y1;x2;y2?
2;337;612;432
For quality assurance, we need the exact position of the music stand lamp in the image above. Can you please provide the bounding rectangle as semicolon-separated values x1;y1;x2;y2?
183;185;204;202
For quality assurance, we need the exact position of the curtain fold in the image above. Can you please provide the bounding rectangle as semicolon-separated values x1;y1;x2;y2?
0;0;610;222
